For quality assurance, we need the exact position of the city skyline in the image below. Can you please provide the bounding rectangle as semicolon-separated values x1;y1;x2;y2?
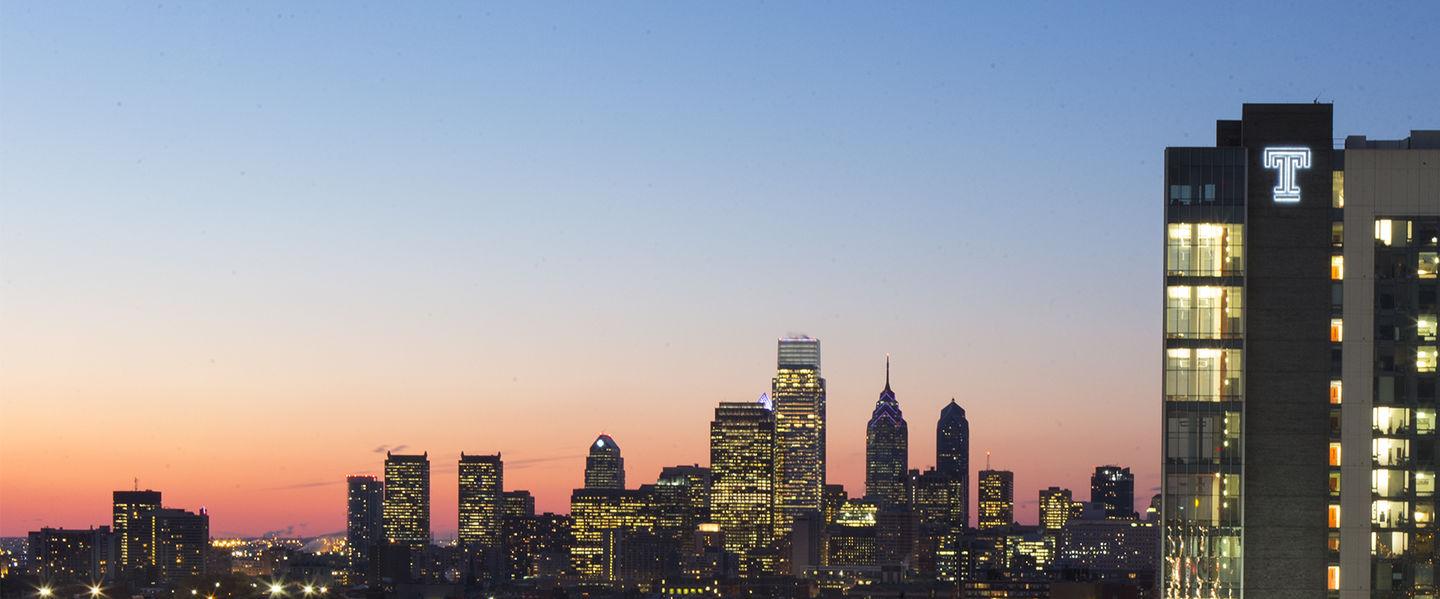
5;2;1439;544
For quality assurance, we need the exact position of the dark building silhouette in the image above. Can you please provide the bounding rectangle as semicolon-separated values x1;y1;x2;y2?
585;434;625;490
111;489;161;572
937;398;970;526
865;357;908;506
150;507;208;581
346;475;383;582
27;527;116;583
1090;466;1135;519
502;490;535;520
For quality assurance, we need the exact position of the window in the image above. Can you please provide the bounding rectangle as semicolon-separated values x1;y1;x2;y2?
1331;255;1344;280
1330;380;1343;405
1375;406;1410;436
1327;565;1340;591
1420;347;1438;373
1422;252;1439;279
1329;504;1341;528
1330;442;1342;467
1421;315;1438;341
1166;286;1243;339
1375;438;1410;467
1419;409;1437;434
1378;219;1396;246
1166;223;1244;276
1165;348;1243;402
1329;472;1341;496
1332;171;1345;208
1419;472;1435;497
1332;222;1344;248
1331;319;1343;343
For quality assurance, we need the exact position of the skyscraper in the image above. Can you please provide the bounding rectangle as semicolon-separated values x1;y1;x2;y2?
585;434;625;490
709;398;776;574
503;490;536;520
568;488;654;581
112;489;161;572
1038;487;1073;531
346;475;383;581
866;357;908;506
1089;466;1135;519
652;465;711;547
383;452;431;548
458;453;504;548
977;469;1013;530
771;336;826;540
936;399;970;526
150;507;208;581
1162;103;1336;598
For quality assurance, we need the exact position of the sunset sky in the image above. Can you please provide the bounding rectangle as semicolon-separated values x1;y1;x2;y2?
3;3;1438;538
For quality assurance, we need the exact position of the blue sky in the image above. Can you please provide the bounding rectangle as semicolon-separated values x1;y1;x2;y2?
1;2;1437;534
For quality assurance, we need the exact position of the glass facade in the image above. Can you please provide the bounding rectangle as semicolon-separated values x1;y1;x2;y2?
383;452;431;547
1162;147;1245;599
772;336;826;539
709;399;776;576
458;453;504;548
1370;217;1440;596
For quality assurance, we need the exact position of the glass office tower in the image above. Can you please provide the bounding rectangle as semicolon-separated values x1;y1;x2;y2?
772;336;826;540
383;452;431;548
709;398;776;576
458;453;504;548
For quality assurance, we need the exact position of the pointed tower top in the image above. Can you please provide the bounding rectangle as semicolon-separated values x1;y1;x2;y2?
884;353;891;391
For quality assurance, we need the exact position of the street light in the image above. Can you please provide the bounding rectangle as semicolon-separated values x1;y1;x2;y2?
37;587;53;599
89;585;103;598
268;584;285;596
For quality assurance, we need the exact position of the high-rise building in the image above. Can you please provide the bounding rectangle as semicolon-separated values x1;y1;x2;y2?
346;475;384;581
709;398;776;574
936;399;970;526
865;357;908;506
383;452;431;548
1038;487;1073;531
977;470;1013;530
112;489;161;572
503;490;536;520
503;513;572;581
585;434;625;490
150;507;208;581
458;453;504;549
1089;466;1135;519
652;465;711;547
27;527;116;583
1161;103;1439;598
911;468;962;526
568;488;654;581
771;336;826;539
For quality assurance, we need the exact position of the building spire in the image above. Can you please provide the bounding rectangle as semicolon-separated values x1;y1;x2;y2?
885;353;891;390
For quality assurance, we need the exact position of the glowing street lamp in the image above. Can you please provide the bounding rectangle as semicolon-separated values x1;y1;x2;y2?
89;585;104;598
268;584;285;596
302;586;314;596
37;588;54;599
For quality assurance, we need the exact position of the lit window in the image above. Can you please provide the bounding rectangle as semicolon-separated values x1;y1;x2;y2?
1331;255;1344;280
1331;319;1343;343
1420;316;1438;341
1418;472;1435;497
1330;443;1342;467
1327;565;1340;590
1332;171;1344;208
1330;380;1343;405
1377;219;1395;246
1422;253;1439;279
1329;505;1341;528
1419;347;1438;373
1419;409;1437;434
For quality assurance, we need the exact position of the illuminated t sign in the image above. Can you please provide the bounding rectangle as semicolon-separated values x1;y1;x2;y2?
1263;147;1312;203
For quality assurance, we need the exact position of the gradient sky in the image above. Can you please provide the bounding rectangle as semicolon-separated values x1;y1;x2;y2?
2;3;1437;538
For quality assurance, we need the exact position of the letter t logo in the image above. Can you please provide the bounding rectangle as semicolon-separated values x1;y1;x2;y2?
1263;147;1312;203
